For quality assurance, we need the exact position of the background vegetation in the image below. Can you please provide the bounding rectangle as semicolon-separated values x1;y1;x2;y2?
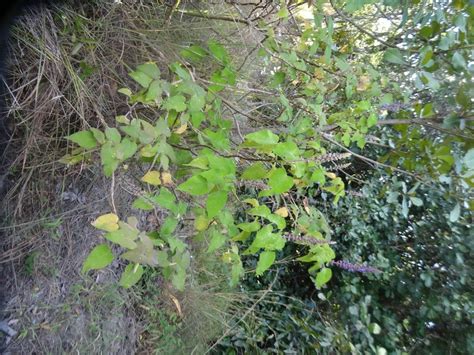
0;0;472;354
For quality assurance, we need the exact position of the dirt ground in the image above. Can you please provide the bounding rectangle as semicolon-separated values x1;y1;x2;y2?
0;167;142;353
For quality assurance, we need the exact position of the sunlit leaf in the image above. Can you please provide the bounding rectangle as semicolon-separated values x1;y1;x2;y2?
67;131;97;149
256;251;276;276
119;264;144;288
141;171;161;186
315;267;332;288
449;203;461;222
91;213;119;232
206;190;228;218
82;244;114;274
177;175;210;195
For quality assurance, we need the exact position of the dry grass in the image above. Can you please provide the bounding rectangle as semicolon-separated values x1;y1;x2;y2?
0;0;272;353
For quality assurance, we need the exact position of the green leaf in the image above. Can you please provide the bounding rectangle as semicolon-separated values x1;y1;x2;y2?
342;132;351;146
383;48;406;65
249;225;285;251
129;70;153;88
237;220;261;232
402;196;409;217
452;52;467;70
463;149;474;169
171;265;187;291
164;95;187;112
121;235;157;266
116;138;137;161
367;113;378;128
266;213;286;230
90;128;105;145
119;264;144;288
185;156;209;170
67;131;97;149
204;129;230;151
118;88;132;97
132;196;154;210
231;261;244;287
156;250;170;267
145;79;163;102
136;62;161;80
168;236;187;253
267;168;294;194
271;71;285;87
456;87;470;108
315;267;332;288
310;167;326;185
345;0;368;12
255;251;276;276
154;188;177;212
298;245;335;263
178;175;210;196
82;244;114;274
370;323;382;335
181;45;207;62
105;127;121;143
104;221;139;249
160;217;179;237
247;205;271;218
207;229;226;253
245;129;279;145
273;141;301;160
208;40;229;64
277;6;289;18
189;94;205;112
170;63;192;80
241;162;268;180
101;142;119;177
206;190;228;219
409;196;423;207
449;203;461;222
420;46;433;66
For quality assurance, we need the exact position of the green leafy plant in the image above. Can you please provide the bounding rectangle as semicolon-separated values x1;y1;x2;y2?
64;0;472;299
63;40;352;291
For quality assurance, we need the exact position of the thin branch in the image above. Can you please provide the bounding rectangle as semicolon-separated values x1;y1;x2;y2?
177;9;250;24
170;143;273;162
330;0;400;49
321;133;420;179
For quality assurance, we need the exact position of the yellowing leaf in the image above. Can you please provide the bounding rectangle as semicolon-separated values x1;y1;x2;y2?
325;172;337;179
161;171;173;185
169;293;183;317
116;115;130;124
195;215;210;231
243;198;259;207
222;252;233;263
174;123;188;134
141;171;161;186
275;207;289;218
357;75;370;92
91;213;119;232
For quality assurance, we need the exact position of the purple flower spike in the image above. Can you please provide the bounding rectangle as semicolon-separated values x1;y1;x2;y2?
330;260;381;274
283;234;336;245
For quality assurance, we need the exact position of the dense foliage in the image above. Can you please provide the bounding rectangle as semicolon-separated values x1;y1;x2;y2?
60;0;472;353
